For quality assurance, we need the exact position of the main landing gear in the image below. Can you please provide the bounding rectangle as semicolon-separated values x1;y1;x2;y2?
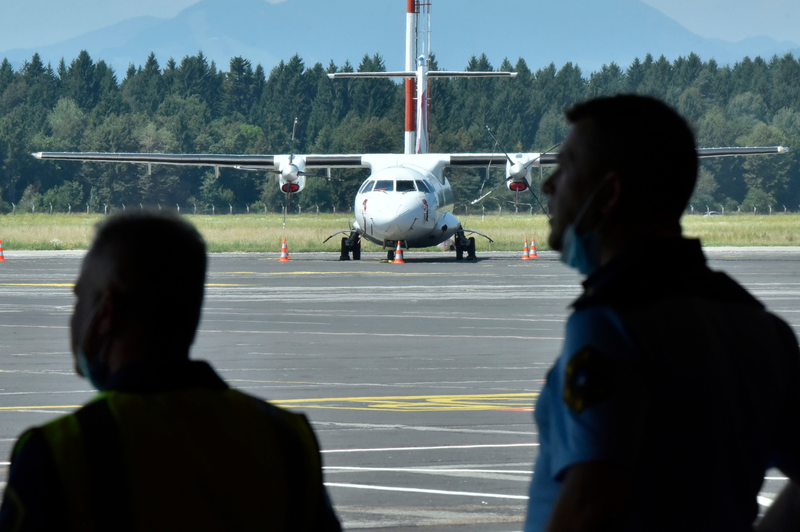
454;230;476;261
339;233;361;261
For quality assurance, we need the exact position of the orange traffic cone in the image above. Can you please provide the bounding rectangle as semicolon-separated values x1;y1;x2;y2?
0;239;5;262
393;241;405;263
521;238;531;260
279;237;290;262
529;237;539;258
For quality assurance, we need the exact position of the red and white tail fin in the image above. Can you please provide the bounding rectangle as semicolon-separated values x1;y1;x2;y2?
328;1;514;154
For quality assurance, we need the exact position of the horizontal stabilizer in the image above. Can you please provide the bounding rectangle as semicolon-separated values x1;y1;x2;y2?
328;71;517;79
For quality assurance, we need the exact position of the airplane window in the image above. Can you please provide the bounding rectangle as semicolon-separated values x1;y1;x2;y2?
396;180;416;192
359;181;374;194
373;180;394;192
415;180;431;193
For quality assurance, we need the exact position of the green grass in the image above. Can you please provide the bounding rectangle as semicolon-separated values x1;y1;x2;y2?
0;213;798;251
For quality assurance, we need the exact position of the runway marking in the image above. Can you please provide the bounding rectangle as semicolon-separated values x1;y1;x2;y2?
325;467;531;474
0;283;74;287
0;282;252;288
321;443;538;453
202;329;562;342
275;393;538;412
324;482;529;500
222;271;498;277
313;421;536;436
0;406;79;411
0;395;537;415
0;325;69;330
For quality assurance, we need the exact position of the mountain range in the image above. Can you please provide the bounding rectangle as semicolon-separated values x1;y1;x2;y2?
2;0;799;76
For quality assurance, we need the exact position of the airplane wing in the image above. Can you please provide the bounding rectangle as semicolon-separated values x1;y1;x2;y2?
32;146;788;172
445;146;789;168
448;153;558;167
31;152;369;171
697;146;789;158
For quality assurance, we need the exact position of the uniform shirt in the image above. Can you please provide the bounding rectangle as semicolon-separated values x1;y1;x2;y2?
0;360;341;532
525;238;800;532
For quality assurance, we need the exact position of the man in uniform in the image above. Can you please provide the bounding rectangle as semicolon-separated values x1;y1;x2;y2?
0;212;341;531
525;95;800;531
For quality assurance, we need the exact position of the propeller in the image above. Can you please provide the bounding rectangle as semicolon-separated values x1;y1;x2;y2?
469;126;557;216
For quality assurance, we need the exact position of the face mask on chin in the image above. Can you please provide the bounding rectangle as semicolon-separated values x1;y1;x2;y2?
74;301;112;391
560;223;602;276
558;178;611;277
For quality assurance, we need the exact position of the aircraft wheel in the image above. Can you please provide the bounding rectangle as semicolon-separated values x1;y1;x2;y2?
455;247;464;260
467;237;476;260
353;240;361;260
387;250;395;261
339;237;350;261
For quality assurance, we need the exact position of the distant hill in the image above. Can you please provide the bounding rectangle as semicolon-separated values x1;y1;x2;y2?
2;0;799;75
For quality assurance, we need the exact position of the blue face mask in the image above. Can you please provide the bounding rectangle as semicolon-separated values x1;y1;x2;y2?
74;302;111;391
558;179;609;276
560;223;601;276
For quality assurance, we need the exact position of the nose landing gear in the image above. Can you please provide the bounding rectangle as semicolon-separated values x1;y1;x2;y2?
454;230;476;261
339;233;361;261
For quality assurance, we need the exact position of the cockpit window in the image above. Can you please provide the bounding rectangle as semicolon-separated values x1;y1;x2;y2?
396;180;416;192
415;180;431;193
359;181;374;194
373;180;394;192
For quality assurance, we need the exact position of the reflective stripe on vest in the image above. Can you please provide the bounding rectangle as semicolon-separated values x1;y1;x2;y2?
38;389;323;531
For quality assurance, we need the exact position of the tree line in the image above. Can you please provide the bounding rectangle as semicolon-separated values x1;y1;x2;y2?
0;49;798;215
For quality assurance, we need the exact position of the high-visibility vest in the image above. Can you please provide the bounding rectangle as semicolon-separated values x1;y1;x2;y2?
17;388;326;532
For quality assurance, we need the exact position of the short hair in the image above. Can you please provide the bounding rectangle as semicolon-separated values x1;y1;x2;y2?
565;95;698;219
88;211;207;352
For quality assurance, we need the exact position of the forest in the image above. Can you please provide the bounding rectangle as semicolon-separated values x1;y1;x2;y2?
0;49;798;215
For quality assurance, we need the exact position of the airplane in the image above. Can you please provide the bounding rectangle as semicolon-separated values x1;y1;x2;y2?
32;0;789;261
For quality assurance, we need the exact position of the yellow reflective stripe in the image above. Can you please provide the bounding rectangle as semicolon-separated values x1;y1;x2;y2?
40;413;94;532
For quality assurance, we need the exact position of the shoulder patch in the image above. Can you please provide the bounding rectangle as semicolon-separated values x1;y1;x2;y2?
563;346;617;413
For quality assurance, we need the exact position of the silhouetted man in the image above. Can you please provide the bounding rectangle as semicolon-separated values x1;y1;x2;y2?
0;212;341;531
526;95;800;532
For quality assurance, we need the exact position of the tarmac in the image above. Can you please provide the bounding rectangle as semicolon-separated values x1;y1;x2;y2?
0;247;798;531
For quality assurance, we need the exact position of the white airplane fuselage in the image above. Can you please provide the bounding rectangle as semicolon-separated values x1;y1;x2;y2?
352;156;458;249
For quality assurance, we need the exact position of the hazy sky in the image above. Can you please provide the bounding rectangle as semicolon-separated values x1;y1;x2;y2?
640;0;799;44
0;0;797;52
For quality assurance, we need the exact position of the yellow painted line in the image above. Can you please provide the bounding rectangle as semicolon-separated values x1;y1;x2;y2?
0;394;538;414
0;406;80;410
0;283;74;287
273;393;538;412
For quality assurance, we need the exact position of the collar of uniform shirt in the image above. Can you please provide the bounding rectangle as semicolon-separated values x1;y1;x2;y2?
102;359;229;393
572;237;706;309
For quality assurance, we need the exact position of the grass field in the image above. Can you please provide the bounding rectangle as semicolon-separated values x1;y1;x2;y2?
0;212;798;252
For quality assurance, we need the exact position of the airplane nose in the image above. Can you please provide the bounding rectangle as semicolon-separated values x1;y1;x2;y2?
384;196;431;237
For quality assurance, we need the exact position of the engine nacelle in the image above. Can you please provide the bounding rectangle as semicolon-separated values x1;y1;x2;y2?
280;174;306;194
275;155;305;182
506;153;533;192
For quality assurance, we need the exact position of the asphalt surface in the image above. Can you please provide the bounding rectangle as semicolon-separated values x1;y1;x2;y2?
0;247;798;531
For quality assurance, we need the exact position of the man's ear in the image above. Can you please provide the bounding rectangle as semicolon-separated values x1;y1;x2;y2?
599;172;622;214
94;283;126;337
